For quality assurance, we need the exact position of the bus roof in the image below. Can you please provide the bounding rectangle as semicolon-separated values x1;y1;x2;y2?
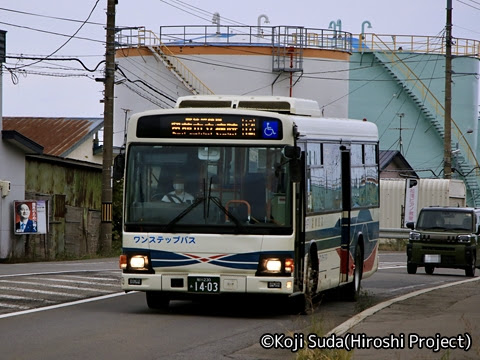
129;96;378;144
293;115;378;142
176;95;322;117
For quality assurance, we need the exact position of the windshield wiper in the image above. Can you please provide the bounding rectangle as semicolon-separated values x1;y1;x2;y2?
207;196;248;233
202;176;248;233
161;195;248;233
161;197;205;232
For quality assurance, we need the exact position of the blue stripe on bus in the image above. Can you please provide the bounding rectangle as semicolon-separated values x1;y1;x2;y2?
304;209;379;256
123;248;294;269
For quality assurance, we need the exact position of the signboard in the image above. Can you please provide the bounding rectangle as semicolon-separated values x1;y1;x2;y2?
14;200;48;235
404;179;419;226
136;114;283;140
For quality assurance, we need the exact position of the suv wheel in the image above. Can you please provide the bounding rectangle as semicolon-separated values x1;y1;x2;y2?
425;265;435;275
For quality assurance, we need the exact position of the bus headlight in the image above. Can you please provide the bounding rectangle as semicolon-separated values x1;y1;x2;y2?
120;253;152;273
130;255;149;270
266;259;282;271
256;255;294;276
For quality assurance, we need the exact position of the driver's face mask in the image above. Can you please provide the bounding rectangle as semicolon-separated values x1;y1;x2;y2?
173;183;184;191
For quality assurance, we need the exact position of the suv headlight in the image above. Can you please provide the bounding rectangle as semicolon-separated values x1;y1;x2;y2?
409;231;421;241
457;235;472;244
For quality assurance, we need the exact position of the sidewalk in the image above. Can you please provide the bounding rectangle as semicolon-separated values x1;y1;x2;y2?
329;277;480;359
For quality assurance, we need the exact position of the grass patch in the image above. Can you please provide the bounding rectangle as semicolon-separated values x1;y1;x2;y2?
354;289;376;313
295;315;354;360
378;239;407;252
294;288;379;359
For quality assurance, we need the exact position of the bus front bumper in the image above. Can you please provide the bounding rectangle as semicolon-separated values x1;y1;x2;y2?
121;273;295;295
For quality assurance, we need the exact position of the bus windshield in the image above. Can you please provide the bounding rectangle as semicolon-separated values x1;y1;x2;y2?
124;144;293;235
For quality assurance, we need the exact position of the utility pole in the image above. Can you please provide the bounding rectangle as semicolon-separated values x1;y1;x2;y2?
397;113;405;155
99;0;116;253
444;0;453;179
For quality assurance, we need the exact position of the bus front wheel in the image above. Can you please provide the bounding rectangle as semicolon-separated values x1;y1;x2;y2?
407;263;417;274
299;250;319;315
146;291;169;310
343;244;363;301
466;255;476;277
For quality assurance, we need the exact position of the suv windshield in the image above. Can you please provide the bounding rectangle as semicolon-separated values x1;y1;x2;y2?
124;144;293;235
416;210;473;231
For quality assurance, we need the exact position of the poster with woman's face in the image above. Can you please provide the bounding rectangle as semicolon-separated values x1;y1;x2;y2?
14;201;38;234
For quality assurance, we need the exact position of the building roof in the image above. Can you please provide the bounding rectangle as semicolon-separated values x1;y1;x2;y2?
379;150;418;178
2;130;44;154
3;117;103;157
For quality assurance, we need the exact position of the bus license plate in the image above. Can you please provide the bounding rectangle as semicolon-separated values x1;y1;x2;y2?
188;276;220;293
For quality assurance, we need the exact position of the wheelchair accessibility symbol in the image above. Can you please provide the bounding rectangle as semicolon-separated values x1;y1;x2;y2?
262;121;279;139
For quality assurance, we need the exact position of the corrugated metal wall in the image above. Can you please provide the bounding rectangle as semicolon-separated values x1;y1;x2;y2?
13;158;102;260
380;178;466;230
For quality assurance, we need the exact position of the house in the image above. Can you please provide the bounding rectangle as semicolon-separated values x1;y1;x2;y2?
1;117;104;260
379;150;418;179
2;117;103;164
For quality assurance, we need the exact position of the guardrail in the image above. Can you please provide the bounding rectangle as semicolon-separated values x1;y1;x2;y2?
380;228;410;240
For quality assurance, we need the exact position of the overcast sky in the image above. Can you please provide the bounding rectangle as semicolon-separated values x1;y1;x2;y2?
1;0;479;117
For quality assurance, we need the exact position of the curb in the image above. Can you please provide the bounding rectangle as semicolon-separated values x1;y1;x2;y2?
327;276;480;336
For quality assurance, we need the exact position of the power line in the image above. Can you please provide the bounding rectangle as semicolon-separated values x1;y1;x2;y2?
0;6;105;26
6;55;105;72
456;0;480;10
159;0;248;26
13;0;101;70
0;20;104;44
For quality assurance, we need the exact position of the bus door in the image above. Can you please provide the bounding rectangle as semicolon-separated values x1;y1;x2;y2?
293;148;306;292
340;145;352;283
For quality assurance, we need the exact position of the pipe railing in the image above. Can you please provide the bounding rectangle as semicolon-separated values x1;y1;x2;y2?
357;33;479;58
116;25;353;52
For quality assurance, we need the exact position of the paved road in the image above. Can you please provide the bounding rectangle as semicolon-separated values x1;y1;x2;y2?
1;254;477;360
0;258;121;317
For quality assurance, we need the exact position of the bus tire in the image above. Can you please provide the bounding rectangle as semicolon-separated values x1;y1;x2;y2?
288;294;308;315
343;243;363;302
146;291;169;310
303;248;319;314
407;263;417;274
466;255;476;277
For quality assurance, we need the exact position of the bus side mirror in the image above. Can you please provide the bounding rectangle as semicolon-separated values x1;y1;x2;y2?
283;145;301;159
113;153;125;180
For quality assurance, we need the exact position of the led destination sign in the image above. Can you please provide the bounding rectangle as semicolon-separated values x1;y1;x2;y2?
136;114;282;140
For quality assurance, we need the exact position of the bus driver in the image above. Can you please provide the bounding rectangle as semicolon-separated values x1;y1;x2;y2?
161;175;194;204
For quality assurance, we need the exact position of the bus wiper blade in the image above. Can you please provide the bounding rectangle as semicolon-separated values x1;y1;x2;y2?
162;197;205;232
208;196;248;233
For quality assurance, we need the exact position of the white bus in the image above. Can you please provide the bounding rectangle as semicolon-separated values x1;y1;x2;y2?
117;95;379;312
